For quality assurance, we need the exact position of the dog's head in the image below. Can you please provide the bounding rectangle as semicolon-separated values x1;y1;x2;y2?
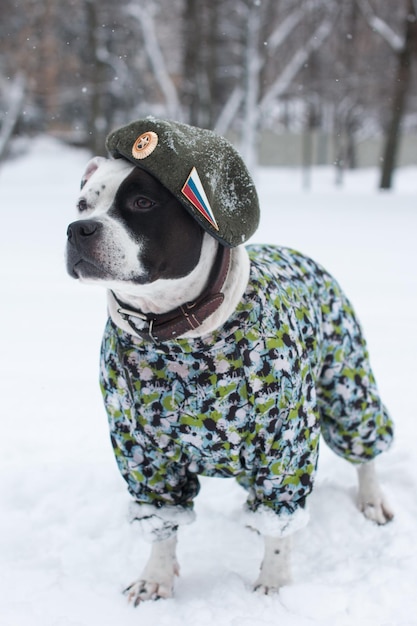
66;156;204;288
66;118;260;292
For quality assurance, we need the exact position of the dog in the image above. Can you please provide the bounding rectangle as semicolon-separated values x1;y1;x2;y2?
66;118;394;605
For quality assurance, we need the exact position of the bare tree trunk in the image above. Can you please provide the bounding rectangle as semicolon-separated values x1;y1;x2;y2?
85;0;107;154
206;0;220;128
39;0;59;128
214;86;243;136
182;0;201;125
240;0;261;172
302;103;316;190
128;0;181;121
0;74;26;162
182;0;221;128
380;1;417;189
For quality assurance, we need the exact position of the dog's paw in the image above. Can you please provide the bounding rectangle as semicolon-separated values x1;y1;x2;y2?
253;572;291;595
253;582;280;595
359;494;394;525
357;462;394;525
124;578;174;606
124;535;179;605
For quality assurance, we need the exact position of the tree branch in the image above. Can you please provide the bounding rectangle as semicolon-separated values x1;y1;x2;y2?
267;0;317;52
214;86;243;135
126;1;181;119
356;0;404;51
259;18;335;115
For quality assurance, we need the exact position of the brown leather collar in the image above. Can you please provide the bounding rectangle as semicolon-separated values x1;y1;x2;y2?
112;245;231;343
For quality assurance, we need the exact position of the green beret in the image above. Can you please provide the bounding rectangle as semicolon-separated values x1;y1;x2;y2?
105;117;260;247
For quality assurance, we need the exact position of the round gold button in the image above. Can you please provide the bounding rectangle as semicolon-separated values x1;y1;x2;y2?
131;131;158;159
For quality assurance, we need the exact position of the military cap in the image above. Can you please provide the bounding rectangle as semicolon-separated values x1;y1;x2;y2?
105;117;260;247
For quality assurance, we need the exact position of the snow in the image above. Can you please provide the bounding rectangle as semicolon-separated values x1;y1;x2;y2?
1;137;416;625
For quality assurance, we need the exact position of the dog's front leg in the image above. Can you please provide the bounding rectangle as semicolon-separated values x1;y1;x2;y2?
253;535;292;594
357;460;394;524
124;533;179;605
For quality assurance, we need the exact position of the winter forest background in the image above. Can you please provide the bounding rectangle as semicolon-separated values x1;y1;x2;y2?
1;3;417;624
1;0;416;185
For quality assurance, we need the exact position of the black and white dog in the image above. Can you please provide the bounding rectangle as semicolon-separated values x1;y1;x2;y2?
66;121;393;604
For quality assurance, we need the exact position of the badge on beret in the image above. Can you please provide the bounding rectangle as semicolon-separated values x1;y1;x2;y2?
181;167;219;231
131;131;158;159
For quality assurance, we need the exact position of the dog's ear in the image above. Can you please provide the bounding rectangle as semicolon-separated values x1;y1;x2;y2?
80;157;107;190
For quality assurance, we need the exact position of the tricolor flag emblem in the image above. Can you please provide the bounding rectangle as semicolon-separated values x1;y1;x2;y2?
181;167;219;231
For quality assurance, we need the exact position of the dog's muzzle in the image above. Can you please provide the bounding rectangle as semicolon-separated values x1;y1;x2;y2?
66;219;103;278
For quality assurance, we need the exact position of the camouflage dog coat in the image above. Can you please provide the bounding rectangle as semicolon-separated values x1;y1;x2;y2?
100;244;393;539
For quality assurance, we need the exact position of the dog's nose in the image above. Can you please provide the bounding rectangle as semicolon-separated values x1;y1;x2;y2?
67;219;100;243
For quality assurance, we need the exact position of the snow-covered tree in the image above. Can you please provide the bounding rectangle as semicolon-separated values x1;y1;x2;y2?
0;0;416;179
357;0;417;189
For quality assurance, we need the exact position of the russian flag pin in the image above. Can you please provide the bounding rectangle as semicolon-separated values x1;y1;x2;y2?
181;167;219;231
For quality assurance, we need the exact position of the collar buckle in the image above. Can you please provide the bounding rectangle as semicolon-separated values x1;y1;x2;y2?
117;306;148;321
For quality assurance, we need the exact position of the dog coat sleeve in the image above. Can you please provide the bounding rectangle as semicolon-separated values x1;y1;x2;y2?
317;282;394;463
236;375;320;538
99;326;200;540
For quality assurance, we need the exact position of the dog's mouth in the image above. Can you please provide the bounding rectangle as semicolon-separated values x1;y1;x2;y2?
66;251;107;281
68;258;112;282
67;252;140;284
66;232;110;280
68;260;82;279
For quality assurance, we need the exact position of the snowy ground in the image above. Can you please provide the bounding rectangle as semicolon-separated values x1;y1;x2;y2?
0;138;416;626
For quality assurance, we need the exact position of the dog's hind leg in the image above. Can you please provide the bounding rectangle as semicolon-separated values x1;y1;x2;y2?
124;533;179;605
357;460;394;525
253;535;292;594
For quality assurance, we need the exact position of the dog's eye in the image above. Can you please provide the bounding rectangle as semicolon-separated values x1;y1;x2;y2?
77;199;88;212
133;197;155;211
